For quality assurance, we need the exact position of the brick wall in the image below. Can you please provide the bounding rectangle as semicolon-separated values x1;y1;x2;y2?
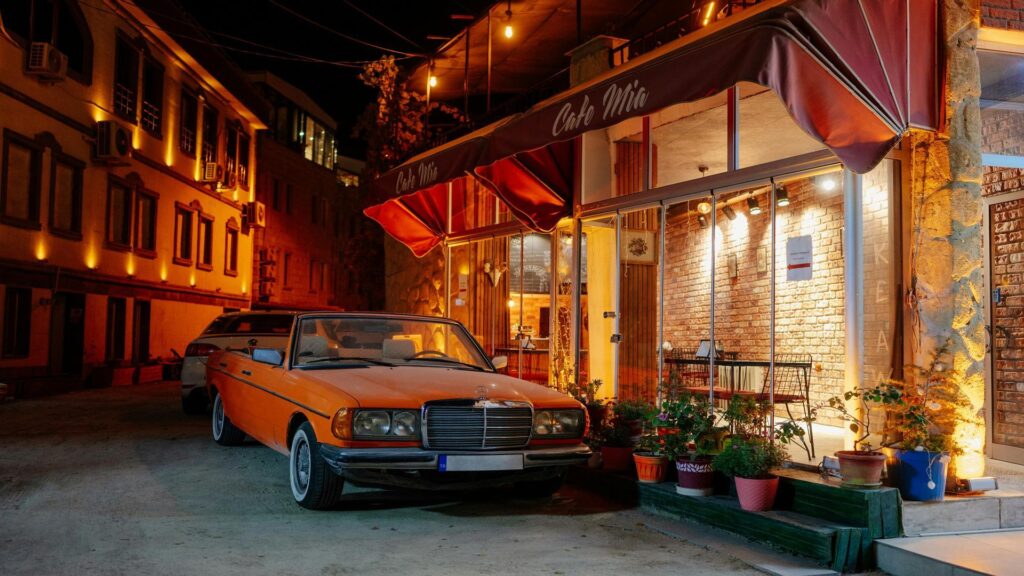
990;198;1024;447
982;0;1024;29
662;177;848;416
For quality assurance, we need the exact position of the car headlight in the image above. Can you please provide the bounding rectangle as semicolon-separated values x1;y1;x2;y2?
353;410;391;436
533;409;584;438
351;409;419;439
392;411;418;437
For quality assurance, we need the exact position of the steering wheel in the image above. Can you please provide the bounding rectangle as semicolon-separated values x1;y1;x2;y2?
411;350;451;359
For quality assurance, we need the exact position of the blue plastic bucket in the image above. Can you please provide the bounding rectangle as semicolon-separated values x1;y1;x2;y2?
897;449;950;501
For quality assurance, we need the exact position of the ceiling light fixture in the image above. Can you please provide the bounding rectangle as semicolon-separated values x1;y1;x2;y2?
697;201;712;215
776;186;790;207
747;197;762;216
818;175;837;192
698;215;708;228
722;205;737;221
504;1;513;38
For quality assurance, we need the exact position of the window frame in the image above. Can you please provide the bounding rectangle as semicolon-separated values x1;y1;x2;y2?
200;104;219;166
1;129;43;230
112;32;141;123
179;88;198;157
48;150;84;240
173;202;195;267
196;211;215;271
224;218;239;277
140;55;164;138
238;133;250;190
2;286;32;359
104;175;134;252
6;0;94;85
134;188;159;258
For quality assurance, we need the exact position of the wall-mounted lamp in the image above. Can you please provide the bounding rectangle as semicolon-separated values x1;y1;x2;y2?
722;205;737;221
698;215;708;229
747;197;762;216
504;0;514;38
776;186;790;207
697;200;712;215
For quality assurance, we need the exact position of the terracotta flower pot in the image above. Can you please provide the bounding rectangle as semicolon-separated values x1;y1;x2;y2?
676;457;715;496
633;452;669;483
836;450;887;488
734;476;779;511
600;446;634;472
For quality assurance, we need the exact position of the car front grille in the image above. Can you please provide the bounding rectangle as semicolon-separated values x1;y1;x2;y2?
424;402;533;450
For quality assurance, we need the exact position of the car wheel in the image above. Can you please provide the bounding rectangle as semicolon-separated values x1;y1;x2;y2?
182;390;208;415
211;392;245;446
514;469;566;498
289;422;343;510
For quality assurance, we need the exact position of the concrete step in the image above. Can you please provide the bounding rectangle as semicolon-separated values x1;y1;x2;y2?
876;530;1024;576
901;489;1024;536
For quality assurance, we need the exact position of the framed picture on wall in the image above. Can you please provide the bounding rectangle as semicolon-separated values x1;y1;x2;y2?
727;254;738;278
620;230;658;265
757;246;768;273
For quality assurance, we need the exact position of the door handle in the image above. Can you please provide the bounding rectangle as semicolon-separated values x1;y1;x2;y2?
241;370;252;376
218;362;227;368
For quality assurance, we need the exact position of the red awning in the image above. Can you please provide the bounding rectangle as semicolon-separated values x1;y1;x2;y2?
369;0;938;255
363;182;449;257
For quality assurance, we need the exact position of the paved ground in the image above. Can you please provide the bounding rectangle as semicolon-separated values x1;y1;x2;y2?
0;382;761;576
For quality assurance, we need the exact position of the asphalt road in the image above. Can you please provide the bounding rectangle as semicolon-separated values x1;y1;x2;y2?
0;382;760;576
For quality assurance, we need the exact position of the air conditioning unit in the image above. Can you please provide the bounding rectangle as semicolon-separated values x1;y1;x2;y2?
94;120;132;164
245;201;267;229
26;42;68;81
200;162;223;183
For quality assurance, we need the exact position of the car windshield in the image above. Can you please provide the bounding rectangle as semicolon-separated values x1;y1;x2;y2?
293;316;491;371
203;314;293;335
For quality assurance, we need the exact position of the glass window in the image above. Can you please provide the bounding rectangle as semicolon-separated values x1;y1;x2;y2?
136;191;157;254
113;35;139;121
224;124;238;187
201;105;218;165
2;286;31;358
140;57;163;136
50;155;82;235
981;50;1024;159
449;175;511;233
238;134;250;189
179;89;198;156
283;252;292;286
197;214;214;270
738;82;825;168
4;0;92;82
174;204;193;264
106;297;126;362
1;131;41;226
651;92;728;189
106;178;133;248
203;314;293;335
225;223;239;275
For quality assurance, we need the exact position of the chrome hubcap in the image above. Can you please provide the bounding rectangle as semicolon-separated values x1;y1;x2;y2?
212;397;224;438
294;438;310;493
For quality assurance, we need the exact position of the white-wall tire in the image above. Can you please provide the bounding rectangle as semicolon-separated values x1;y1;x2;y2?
289;422;342;510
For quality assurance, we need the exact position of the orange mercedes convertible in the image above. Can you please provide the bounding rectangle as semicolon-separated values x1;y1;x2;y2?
206;313;590;509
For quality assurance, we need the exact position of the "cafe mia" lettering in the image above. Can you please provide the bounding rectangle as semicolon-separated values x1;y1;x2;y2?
551;79;649;137
395;161;439;195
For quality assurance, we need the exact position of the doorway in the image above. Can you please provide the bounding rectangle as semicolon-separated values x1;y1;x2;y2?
49;292;86;375
987;191;1024;464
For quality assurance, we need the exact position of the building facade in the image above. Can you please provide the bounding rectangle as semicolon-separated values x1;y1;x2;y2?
368;0;1024;483
247;72;371;312
0;0;266;390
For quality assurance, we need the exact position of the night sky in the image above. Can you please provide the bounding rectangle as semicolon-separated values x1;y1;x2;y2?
173;0;494;157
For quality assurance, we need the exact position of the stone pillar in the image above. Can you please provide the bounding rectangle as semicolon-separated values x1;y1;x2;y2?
383;236;446;317
909;0;986;478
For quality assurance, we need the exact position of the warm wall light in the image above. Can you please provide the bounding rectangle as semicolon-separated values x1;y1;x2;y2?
818;176;837;192
747;197;762;216
701;0;717;26
507;298;516;308
697;215;708;229
776;186;790;207
697;201;712;215
504;0;513;38
35;240;47;261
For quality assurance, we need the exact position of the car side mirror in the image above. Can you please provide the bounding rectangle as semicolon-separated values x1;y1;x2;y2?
253;348;284;366
491;355;508;370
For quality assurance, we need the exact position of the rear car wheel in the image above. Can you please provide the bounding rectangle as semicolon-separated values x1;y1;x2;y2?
290;422;343;510
211;392;245;446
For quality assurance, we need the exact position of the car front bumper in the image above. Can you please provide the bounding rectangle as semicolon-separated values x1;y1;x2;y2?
318;444;592;474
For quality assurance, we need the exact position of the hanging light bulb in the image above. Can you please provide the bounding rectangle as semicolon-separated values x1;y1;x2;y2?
504;1;513;38
701;1;718;27
697;201;712;215
747;196;762;216
776;186;790;207
429;74;438;88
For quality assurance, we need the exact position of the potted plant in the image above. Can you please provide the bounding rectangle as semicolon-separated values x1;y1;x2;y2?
596;422;635;472
884;347;968;501
712;437;788;511
567;379;609;428
819;383;904;488
633;432;669;483
661;394;719;496
612;399;656;440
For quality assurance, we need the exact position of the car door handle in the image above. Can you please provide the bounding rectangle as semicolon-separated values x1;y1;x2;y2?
241;370;252;376
219;362;227;367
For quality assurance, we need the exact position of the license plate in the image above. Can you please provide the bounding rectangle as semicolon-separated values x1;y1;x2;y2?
438;454;524;472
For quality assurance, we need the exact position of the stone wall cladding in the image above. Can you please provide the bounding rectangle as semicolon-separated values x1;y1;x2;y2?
384;236;445;317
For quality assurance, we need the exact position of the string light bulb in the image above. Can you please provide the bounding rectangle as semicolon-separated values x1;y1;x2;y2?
504;1;513;38
429;75;437;88
701;1;717;27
